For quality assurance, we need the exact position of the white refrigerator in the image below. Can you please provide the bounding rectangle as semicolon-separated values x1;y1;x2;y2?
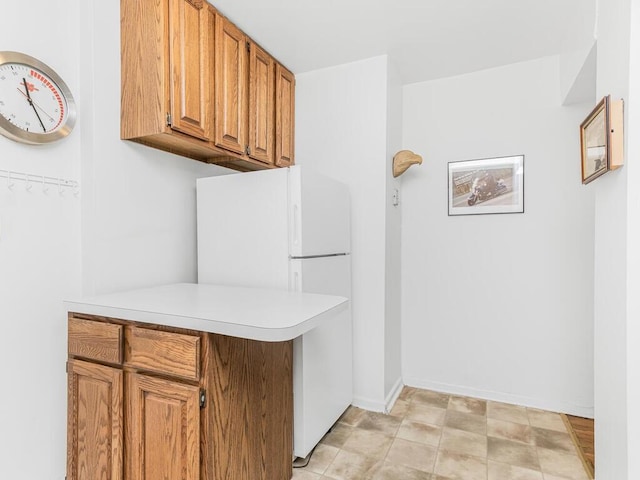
196;165;353;459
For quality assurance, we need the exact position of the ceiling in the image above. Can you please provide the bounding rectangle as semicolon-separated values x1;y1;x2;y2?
212;0;596;85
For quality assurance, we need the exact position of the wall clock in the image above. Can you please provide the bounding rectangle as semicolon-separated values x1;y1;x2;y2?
0;51;76;145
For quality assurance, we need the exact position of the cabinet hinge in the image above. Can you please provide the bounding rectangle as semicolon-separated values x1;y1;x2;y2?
199;389;206;408
245;145;251;156
166;113;172;126
246;41;250;52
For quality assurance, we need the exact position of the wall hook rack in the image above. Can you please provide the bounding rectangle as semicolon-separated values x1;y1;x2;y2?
0;169;79;194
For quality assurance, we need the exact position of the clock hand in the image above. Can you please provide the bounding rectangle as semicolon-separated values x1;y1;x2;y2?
16;87;55;122
22;77;47;132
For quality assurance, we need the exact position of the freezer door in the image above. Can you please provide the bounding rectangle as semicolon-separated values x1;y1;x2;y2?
290;255;353;457
197;170;290;289
289;166;351;258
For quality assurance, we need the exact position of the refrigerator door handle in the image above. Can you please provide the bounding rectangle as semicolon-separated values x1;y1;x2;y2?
289;253;349;260
289;260;302;292
292;203;300;248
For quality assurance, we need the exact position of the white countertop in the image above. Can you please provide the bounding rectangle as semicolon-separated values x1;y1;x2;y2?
64;283;348;342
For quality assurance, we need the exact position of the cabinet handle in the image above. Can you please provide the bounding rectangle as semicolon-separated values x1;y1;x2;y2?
200;389;206;409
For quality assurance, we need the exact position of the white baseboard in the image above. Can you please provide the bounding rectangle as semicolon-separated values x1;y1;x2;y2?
351;395;387;413
403;376;594;418
384;377;404;414
351;378;405;414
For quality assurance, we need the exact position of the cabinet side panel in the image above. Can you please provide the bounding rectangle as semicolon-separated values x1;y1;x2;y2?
201;334;292;480
67;360;123;480
121;0;169;139
248;339;293;480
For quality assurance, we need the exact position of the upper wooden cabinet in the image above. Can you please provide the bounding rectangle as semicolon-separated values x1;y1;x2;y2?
214;14;248;156
248;42;276;165
168;0;210;140
120;0;210;142
121;0;295;172
275;63;295;167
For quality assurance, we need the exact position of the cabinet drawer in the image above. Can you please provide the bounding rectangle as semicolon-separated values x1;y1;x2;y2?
68;317;123;364
125;327;200;380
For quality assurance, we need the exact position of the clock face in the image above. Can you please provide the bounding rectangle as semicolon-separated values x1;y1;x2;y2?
0;52;76;144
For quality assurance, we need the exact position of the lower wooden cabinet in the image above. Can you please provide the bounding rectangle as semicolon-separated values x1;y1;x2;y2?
126;373;200;480
67;359;123;480
66;314;293;480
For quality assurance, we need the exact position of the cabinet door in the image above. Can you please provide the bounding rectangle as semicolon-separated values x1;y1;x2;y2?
275;64;295;167
67;359;123;480
126;373;200;480
214;15;248;155
248;42;275;165
168;0;210;140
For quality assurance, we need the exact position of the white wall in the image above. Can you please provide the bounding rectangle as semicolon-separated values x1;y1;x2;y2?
401;56;595;416
626;4;640;474
0;2;82;479
384;61;403;402
80;0;231;296
296;56;392;410
560;43;597;105
593;0;631;477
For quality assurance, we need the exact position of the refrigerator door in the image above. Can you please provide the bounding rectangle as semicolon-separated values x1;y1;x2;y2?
290;255;353;458
289;166;350;258
197;170;290;289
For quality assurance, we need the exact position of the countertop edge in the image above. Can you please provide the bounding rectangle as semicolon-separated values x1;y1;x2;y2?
64;295;349;342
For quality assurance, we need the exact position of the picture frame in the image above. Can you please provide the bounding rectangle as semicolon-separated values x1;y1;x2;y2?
579;95;624;184
448;155;524;216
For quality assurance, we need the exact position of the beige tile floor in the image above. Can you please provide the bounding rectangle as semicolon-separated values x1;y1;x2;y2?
292;387;589;480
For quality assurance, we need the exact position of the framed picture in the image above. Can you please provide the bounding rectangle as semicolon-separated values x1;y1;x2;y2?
448;155;524;216
580;95;624;184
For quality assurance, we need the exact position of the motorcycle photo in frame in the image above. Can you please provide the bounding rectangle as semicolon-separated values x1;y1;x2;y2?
467;170;508;206
447;155;524;216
